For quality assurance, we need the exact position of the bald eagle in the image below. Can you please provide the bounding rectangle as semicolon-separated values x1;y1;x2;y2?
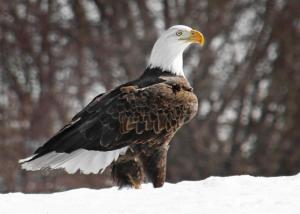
19;25;205;188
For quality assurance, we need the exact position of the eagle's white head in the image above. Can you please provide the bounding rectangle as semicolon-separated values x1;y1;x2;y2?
148;25;205;77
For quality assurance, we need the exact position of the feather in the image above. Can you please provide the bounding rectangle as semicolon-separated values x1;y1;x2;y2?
19;147;128;174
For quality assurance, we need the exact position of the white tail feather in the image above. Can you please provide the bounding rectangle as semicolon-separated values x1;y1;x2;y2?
19;147;128;174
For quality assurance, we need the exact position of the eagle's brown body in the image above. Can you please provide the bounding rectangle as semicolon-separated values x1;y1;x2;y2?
21;67;198;188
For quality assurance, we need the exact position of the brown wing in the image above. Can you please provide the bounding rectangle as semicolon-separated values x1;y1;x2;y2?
81;82;191;149
31;80;196;159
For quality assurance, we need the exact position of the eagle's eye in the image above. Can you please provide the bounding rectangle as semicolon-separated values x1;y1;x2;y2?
176;31;183;36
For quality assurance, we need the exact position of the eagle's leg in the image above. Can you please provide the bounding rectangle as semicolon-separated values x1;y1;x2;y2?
111;154;144;189
140;143;169;188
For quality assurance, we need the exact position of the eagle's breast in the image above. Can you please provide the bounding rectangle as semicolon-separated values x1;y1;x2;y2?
115;74;198;143
169;80;198;125
158;75;198;127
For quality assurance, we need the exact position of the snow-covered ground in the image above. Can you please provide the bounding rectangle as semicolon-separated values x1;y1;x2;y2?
1;174;299;214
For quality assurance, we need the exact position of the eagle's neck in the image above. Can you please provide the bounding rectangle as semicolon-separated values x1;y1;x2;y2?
148;53;184;77
148;37;188;77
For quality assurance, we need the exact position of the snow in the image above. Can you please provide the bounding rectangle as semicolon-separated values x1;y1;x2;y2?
1;174;299;214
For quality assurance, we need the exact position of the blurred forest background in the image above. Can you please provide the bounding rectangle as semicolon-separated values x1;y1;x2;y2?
0;0;299;193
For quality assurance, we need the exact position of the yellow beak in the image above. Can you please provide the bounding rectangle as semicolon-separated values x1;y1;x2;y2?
188;30;205;46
